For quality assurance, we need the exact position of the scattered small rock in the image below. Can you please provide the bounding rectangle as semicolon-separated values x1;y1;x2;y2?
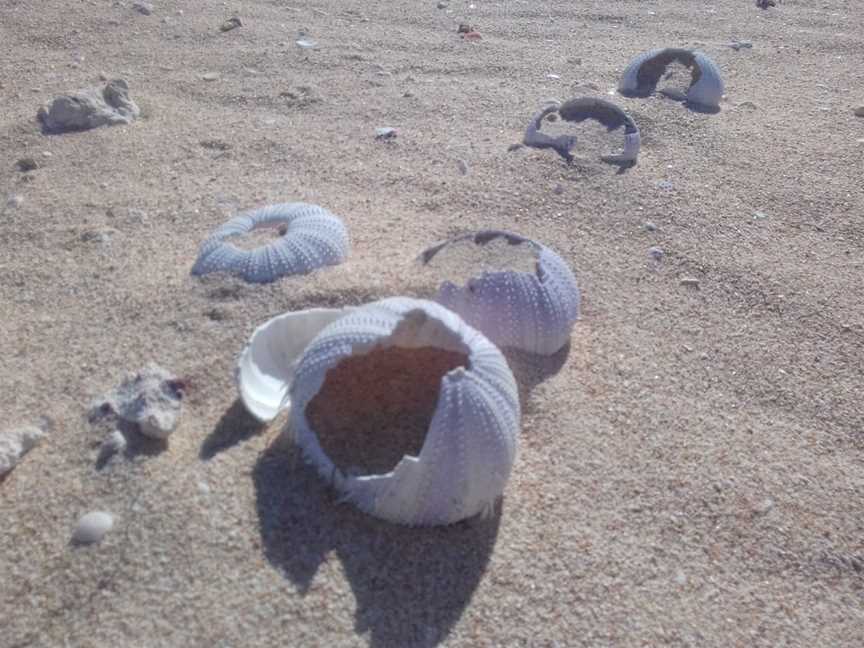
552;184;564;195
6;194;24;209
507;143;524;152
80;227;118;244
754;498;775;515
462;31;482;41
90;364;185;440
437;1;448;8
296;39;318;49
37;79;140;133
680;277;700;289
854;106;864;117
202;72;220;82
457;23;472;34
375;127;397;140
753;211;768;220
72;511;114;545
644;221;657;232
220;17;242;32
132;2;153;16
456;159;469;175
16;157;38;172
756;0;775;8
546;73;561;80
728;41;753;51
0;425;46;477
737;101;759;110
648;246;664;261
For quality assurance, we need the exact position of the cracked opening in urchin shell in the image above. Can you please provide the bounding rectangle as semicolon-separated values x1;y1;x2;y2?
225;223;287;250
306;345;468;476
418;230;540;285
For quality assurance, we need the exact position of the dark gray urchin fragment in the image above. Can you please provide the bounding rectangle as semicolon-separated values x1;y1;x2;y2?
523;98;640;165
191;203;350;283
618;48;724;111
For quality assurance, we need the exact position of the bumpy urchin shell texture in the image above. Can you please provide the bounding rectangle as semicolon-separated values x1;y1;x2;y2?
618;48;724;110
236;297;521;526
422;231;580;355
191;203;349;283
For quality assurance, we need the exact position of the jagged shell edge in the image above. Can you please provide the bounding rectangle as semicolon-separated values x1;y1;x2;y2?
285;296;521;526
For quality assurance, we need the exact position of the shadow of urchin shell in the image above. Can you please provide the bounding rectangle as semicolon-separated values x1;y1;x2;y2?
191;203;349;283
618;48;724;111
419;231;580;355
523;98;640;165
236;297;520;526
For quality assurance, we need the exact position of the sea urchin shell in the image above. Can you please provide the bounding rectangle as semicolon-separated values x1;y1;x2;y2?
191;203;349;283
618;48;724;111
237;297;520;526
420;230;580;356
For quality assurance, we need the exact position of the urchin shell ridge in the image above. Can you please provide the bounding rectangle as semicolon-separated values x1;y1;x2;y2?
191;202;349;283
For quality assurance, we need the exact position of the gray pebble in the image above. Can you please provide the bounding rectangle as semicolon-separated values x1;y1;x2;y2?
6;194;24;209
648;246;664;261
854;106;864;117
220;17;242;32
37;79;140;133
132;2;153;15
202;72;220;82
680;277;700;288
296;39;318;49
16;158;38;172
643;221;657;232
72;511;114;545
456;159;469;175
375;127;397;140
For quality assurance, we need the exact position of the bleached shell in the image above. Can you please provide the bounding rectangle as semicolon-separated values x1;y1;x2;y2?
191;203;349;283
237;297;521;526
618;48;724;110
424;231;580;355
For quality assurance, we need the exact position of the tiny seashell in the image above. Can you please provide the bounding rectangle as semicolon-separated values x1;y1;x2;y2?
419;230;580;356
236;297;520;526
191;203;349;283
618;48;724;111
72;511;114;545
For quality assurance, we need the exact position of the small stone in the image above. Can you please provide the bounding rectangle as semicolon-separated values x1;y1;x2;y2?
72;511;114;545
0;426;46;477
546;73;561;80
456;159;469;175
6;194;23;209
197;480;211;494
202;72;220;82
37;80;140;133
220;17;242;32
754;498;775;515
729;41;753;51
552;184;564;195
463;31;482;40
16;158;38;172
854;106;864;117
648;246;664;261
80;227;118;244
674;570;687;585
132;2;153;16
737;101;759;110
437;1;448;8
507;143;524;152
656;180;674;191
41;151;53;158
295;39;318;49
753;211;767;219
457;23;471;34
375;127;397;140
644;221;657;232
98;430;127;464
680;277;700;288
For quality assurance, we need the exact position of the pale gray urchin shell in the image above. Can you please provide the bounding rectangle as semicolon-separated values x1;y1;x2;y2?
236;297;521;526
421;231;580;356
618;48;724;111
191;203;349;283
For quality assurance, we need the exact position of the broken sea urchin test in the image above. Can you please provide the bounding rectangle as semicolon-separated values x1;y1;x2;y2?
236;297;521;526
618;48;724;111
523;97;641;165
191;202;350;283
419;230;580;356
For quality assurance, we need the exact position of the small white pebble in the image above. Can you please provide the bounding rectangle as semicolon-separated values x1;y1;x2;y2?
6;194;24;209
648;246;664;261
72;511;114;545
197;480;211;494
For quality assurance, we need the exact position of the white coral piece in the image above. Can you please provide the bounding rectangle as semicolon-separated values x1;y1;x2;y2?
421;231;580;356
236;297;520;526
0;426;46;477
191;203;349;283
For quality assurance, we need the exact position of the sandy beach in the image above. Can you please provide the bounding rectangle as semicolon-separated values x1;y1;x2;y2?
1;0;863;646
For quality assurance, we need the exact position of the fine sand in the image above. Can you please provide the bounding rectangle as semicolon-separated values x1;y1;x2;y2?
1;1;863;646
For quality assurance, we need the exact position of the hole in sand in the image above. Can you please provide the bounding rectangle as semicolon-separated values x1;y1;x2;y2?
226;224;287;250
305;345;468;476
420;233;539;286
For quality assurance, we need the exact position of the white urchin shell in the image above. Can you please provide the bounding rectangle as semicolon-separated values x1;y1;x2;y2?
618;48;724;110
191;203;349;283
237;297;521;526
422;231;580;356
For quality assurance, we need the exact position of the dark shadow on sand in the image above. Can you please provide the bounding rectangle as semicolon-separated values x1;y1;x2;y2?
253;436;501;648
503;342;571;415
200;399;266;460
